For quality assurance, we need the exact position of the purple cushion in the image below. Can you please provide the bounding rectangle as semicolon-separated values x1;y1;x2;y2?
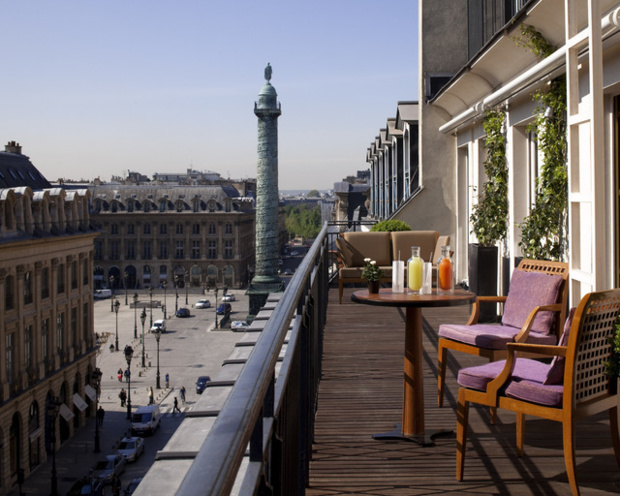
543;307;576;385
458;358;551;391
502;270;563;335
439;323;557;350
505;380;564;407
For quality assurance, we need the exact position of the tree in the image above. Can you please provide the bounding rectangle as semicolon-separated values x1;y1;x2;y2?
285;204;321;239
307;189;320;198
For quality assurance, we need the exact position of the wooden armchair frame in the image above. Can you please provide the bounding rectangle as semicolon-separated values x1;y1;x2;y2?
438;259;569;407
456;288;620;495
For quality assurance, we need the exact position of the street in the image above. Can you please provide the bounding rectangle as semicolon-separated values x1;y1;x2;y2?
13;288;246;496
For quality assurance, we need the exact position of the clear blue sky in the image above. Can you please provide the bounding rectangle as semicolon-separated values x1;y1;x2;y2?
0;1;418;190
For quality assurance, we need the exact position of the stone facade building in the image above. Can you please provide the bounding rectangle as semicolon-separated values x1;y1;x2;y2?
0;142;99;493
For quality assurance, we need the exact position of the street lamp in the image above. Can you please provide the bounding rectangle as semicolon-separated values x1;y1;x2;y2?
140;309;147;368
133;292;138;339
162;281;167;320
109;275;115;311
113;299;120;351
124;345;134;419
214;286;219;329
92;368;103;453
154;327;162;389
149;286;153;328
174;275;179;313
185;271;189;305
47;396;61;496
124;271;129;305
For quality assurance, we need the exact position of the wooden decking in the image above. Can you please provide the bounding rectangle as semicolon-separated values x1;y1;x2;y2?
306;287;620;495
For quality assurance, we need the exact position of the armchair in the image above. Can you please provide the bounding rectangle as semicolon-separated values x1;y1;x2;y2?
437;259;569;407
455;289;620;495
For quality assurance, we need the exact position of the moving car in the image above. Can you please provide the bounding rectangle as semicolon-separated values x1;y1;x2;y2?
131;405;161;436
92;454;126;484
195;299;211;309
222;293;236;302
176;307;191;318
283;268;293;275
216;303;232;315
116;436;145;462
196;375;211;394
231;320;249;331
150;319;165;333
93;289;112;299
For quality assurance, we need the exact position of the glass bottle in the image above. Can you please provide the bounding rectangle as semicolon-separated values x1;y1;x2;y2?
407;246;423;293
437;245;454;293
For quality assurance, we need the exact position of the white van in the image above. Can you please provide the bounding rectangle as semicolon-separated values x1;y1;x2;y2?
150;319;166;333
94;289;112;299
131;405;161;436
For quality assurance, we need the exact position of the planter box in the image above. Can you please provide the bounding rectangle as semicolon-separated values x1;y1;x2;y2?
468;244;498;323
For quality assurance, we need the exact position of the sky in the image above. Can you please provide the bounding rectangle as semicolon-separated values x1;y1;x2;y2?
0;1;418;191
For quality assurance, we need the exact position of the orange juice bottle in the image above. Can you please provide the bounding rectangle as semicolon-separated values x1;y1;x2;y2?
407;246;423;293
437;245;453;293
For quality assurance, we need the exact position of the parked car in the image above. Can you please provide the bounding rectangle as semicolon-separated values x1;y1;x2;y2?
116;436;145;462
123;477;143;495
150;319;166;333
93;289;112;299
216;303;232;315
67;477;104;496
283;268;293;275
176;307;191;318
195;299;211;309
231;320;249;331
92;454;126;484
222;293;236;302
196;375;211;394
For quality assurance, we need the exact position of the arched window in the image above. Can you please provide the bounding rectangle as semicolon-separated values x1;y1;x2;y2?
159;200;167;213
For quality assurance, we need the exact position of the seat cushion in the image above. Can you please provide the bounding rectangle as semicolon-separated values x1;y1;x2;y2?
543;307;576;385
505;379;564;407
502;270;564;335
457;358;551;392
439;323;557;350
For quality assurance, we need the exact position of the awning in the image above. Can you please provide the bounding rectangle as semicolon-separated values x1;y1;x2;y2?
72;393;87;412
29;427;43;443
59;403;75;422
84;384;97;403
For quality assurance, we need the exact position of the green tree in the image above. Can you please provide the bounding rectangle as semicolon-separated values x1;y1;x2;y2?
307;189;320;197
285;204;321;239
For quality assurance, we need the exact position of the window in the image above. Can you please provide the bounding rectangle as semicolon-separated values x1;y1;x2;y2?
208;240;217;259
111;224;118;235
192;240;200;259
225;223;233;234
208;201;216;212
71;307;78;347
83;259;89;285
208;223;216;235
143;223;151;235
176;241;185;259
94;241;103;260
110;241;119;260
126;241;136;260
127;224;135;235
127;200;134;213
225;200;231;212
24;271;33;305
41;319;49;365
6;333;14;387
159;241;168;259
193;199;200;212
5;274;14;310
143;241;152;260
160;223;167;235
56;312;64;355
41;268;50;299
71;261;78;290
83;303;89;342
144;202;150;213
57;264;65;294
224;240;233;259
24;325;32;370
176;224;183;235
192;223;200;235
160;200;167;212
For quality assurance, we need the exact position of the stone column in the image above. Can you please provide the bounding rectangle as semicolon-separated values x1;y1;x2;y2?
248;63;284;317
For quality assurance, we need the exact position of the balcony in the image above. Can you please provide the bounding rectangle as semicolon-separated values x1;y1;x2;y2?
137;224;620;495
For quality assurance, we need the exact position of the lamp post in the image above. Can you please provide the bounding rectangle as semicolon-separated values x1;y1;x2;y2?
174;275;179;313
214;286;219;329
92;368;102;453
140;309;147;368
155;328;162;389
110;275;115;311
149;286;153;328
113;299;120;351
133;292;138;339
124;271;129;305
162;281;167;320
48;396;61;496
124;345;134;419
185;271;189;305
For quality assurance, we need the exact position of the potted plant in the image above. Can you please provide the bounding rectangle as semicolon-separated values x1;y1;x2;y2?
606;317;620;394
361;258;383;294
469;108;508;322
370;220;411;232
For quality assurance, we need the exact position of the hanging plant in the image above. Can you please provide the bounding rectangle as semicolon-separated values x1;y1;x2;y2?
513;24;555;59
470;108;508;246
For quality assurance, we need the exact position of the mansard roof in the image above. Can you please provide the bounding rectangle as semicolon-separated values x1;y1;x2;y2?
0;150;52;190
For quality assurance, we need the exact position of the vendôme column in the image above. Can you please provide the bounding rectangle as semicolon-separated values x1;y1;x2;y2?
248;63;284;317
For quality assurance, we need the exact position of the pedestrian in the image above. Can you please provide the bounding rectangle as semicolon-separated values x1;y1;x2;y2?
165;373;170;388
148;387;154;405
117;368;123;382
97;406;105;426
173;397;181;414
180;386;186;404
111;475;121;496
119;388;127;407
125;368;130;383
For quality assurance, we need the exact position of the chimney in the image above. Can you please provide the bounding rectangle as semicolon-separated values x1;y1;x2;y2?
5;141;22;154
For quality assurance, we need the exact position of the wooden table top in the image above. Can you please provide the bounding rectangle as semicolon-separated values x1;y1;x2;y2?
351;288;476;308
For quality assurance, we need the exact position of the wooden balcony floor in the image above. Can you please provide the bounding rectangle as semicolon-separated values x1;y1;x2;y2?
306;287;620;495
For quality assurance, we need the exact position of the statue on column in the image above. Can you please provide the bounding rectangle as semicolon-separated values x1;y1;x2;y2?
264;63;272;82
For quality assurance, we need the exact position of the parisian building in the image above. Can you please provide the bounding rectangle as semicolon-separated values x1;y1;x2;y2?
0;142;99;493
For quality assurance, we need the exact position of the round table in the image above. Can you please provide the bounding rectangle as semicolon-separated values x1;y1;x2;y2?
351;287;476;446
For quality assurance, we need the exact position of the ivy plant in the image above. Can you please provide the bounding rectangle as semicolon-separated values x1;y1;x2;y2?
606;315;620;379
371;220;411;232
470;108;508;246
